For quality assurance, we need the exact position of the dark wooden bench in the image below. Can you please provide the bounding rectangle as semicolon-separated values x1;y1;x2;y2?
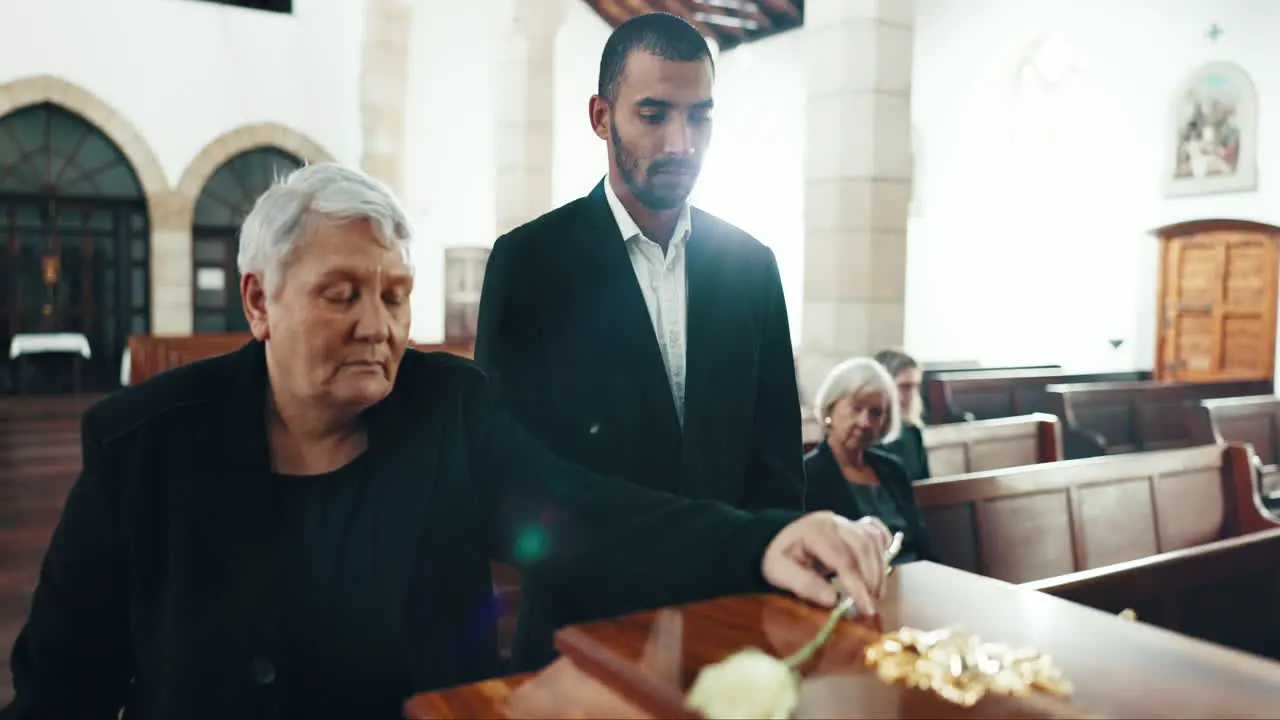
928;369;1151;425
1187;394;1280;507
1045;378;1272;458
919;412;1062;476
914;442;1277;583
921;363;1059;423
1026;527;1280;661
127;333;474;386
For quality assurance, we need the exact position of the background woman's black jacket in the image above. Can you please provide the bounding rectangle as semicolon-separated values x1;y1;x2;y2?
2;341;794;720
803;441;936;564
879;424;932;482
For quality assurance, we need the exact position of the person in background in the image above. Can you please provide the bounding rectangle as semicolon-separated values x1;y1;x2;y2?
805;357;936;566
874;348;932;483
475;12;805;672
2;164;892;720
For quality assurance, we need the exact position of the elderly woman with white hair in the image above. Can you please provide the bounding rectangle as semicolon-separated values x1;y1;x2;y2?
804;357;936;567
4;163;892;719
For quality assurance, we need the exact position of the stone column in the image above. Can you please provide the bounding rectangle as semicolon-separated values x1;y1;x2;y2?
798;0;915;396
493;0;564;236
360;0;413;196
149;195;193;335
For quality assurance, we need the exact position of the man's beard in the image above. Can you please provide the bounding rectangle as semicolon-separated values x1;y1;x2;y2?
611;121;698;211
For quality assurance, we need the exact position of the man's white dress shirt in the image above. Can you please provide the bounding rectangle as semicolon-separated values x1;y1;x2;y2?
603;177;693;426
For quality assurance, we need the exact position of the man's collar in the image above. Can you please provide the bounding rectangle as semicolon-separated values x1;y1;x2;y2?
602;174;692;249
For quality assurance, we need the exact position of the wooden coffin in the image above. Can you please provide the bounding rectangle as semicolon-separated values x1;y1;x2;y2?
404;560;1280;719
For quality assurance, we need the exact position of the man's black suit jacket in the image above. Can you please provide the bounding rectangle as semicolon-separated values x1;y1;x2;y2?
475;181;805;671
2;340;794;719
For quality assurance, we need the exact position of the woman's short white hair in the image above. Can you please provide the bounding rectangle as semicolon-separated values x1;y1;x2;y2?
237;162;413;294
813;357;902;444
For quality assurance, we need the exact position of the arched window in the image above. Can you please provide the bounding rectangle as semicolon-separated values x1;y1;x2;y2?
0;103;149;392
191;147;302;333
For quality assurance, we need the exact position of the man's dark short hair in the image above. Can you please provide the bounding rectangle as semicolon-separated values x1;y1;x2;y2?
597;12;715;104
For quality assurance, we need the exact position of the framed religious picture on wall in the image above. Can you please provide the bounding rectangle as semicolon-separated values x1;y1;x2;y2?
1163;61;1258;197
443;246;490;347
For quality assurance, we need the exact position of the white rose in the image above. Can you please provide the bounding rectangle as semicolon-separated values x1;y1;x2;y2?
685;648;799;720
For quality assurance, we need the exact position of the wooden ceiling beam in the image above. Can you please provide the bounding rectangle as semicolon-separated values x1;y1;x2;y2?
687;0;762;37
650;0;722;40
731;6;775;32
757;0;800;20
592;0;633;27
616;0;659;19
582;0;801;52
696;15;748;40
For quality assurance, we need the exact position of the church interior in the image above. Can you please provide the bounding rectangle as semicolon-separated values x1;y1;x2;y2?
2;0;1280;716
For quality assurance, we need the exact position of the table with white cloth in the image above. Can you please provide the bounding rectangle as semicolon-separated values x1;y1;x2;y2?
8;333;91;393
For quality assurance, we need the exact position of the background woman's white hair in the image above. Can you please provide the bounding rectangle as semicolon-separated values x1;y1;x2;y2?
237;162;413;294
813;357;902;444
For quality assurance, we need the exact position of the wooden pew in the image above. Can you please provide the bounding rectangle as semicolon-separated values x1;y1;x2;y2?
1187;394;1280;506
924;364;1062;424
928;368;1150;425
915;442;1277;583
1045;378;1272;458
919;412;1062;476
1026;528;1280;662
920;362;1058;423
127;333;473;386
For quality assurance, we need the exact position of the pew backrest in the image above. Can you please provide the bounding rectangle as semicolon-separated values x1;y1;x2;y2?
920;413;1062;476
802;413;1062;475
915;443;1275;583
929;369;1150;425
128;333;473;386
1025;527;1280;661
1187;394;1280;503
922;364;1061;423
1045;378;1273;456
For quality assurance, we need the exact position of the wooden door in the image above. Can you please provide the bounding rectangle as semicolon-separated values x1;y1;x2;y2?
1157;221;1279;381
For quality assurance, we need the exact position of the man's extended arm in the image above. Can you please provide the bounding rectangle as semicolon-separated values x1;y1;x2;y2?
468;364;795;616
466;362;891;616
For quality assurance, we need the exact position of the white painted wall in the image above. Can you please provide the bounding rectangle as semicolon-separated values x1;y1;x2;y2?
403;0;500;341
0;0;363;184
908;0;1280;372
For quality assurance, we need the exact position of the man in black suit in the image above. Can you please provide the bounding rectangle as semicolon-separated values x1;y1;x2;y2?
476;12;806;672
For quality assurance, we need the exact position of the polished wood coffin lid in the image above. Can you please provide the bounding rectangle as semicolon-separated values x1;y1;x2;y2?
406;561;1280;719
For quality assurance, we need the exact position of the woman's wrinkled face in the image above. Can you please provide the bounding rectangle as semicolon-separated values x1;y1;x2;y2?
243;217;412;413
893;366;922;416
827;389;889;456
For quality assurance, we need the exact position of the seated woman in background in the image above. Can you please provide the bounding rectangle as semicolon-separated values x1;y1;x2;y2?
805;357;936;565
873;349;931;483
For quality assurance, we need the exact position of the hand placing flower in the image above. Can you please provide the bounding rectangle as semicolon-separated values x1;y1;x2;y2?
686;532;904;720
